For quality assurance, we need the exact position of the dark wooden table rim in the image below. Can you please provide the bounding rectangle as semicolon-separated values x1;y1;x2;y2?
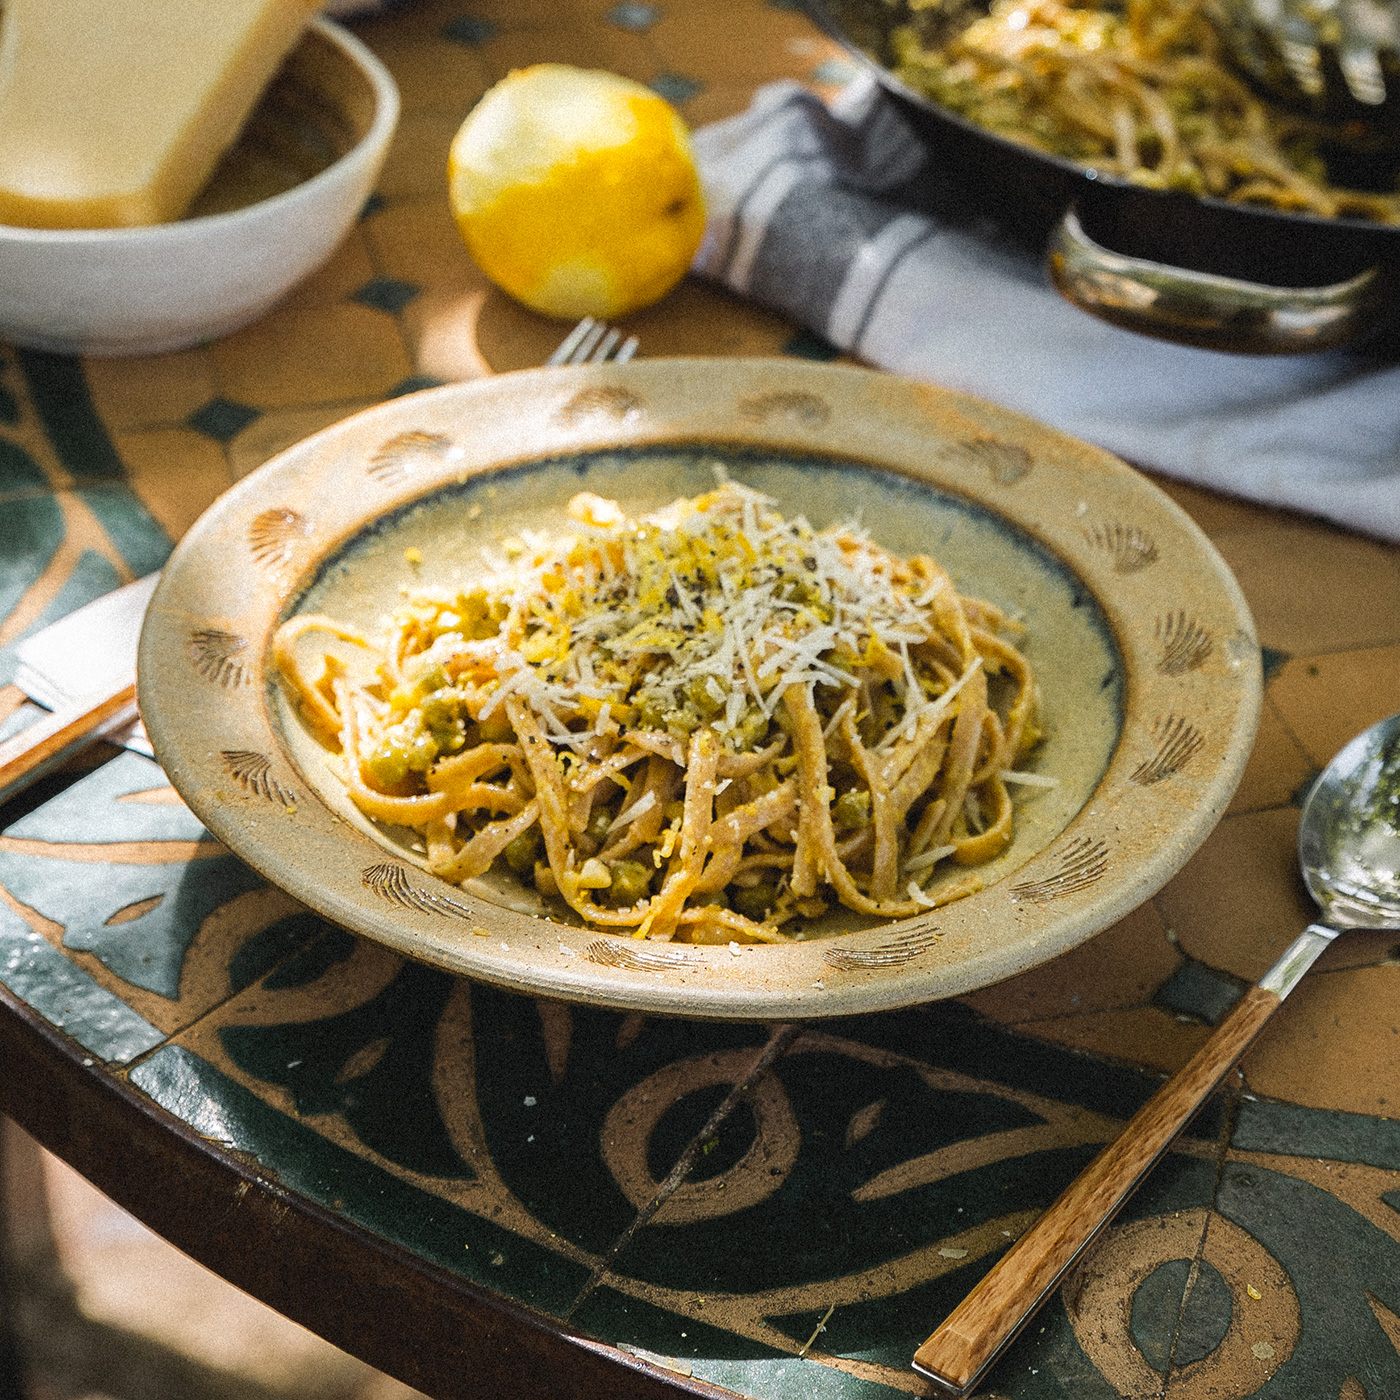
0;980;728;1400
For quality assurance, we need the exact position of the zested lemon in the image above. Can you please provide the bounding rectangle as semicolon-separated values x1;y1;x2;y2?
447;64;706;320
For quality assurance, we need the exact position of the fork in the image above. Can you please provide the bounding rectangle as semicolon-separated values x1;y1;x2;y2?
546;316;640;365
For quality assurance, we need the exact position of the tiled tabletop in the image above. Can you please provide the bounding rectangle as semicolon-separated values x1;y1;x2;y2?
2;2;1400;1398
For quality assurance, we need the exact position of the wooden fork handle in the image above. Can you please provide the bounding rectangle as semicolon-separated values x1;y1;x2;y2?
913;982;1283;1395
0;678;138;807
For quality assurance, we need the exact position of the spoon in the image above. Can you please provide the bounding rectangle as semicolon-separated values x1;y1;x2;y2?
913;712;1400;1396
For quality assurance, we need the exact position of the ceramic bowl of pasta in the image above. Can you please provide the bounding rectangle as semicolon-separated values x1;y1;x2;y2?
139;360;1260;1019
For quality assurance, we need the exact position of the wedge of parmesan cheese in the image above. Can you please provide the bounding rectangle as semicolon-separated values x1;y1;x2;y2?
0;0;320;228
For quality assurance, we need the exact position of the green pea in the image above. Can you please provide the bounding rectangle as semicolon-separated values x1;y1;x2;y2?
504;826;540;874
415;664;448;697
478;713;514;743
455;588;502;640
365;744;409;788
687;675;727;717
732;884;778;920
419;692;460;727
833;789;871;830
608;860;653;906
665;707;699;740
405;731;439;773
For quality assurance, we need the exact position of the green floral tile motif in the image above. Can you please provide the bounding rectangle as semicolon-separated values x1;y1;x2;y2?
1233;1097;1400;1165
129;1044;595;1318
0;345;170;688
15;349;125;482
233;913;356;994
72;483;170;577
6;751;205;845
0;354;20;426
0;436;46;494
187;396;261;444
0;901;163;1062
0;848;266;998
221;960;472;1180
0;494;64;636
1132;1257;1232;1369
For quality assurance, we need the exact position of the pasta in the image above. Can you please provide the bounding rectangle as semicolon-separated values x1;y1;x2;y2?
886;0;1400;223
273;481;1045;944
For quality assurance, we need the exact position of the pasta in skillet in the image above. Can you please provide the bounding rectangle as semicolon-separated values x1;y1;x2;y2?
273;481;1045;944
888;0;1400;223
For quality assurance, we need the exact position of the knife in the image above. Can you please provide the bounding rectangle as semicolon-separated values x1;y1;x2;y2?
0;574;159;807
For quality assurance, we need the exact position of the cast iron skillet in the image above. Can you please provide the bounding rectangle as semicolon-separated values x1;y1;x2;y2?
799;0;1400;352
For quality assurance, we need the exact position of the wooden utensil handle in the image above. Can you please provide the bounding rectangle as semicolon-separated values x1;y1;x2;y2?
0;681;138;807
912;983;1282;1396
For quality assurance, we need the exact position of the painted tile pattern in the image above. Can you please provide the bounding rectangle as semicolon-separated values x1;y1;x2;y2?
1;2;1399;1397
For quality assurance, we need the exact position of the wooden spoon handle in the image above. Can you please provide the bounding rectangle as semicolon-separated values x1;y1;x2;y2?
0;679;138;807
913;982;1283;1396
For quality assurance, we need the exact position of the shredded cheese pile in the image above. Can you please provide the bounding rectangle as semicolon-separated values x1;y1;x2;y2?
455;483;970;749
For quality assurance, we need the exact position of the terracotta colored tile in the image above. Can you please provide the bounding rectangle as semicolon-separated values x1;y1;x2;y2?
683;82;771;127
271;229;378;313
1242;963;1400;1115
1210;521;1400;655
362;198;478;292
651;2;823;81
464;274;795;374
1139;472;1280;539
361;38;491;119
961;902;1179;1024
587;275;796;358
212;306;413;410
417;0;577;25
1152;807;1315;982
477;24;658;83
82;349;216;432
470;287;599;372
1267;646;1400;772
375;113;462;201
1009;1004;1213;1076
1226;696;1313;815
226;402;380;482
400;284;499;384
1311;927;1400;973
110;429;233;542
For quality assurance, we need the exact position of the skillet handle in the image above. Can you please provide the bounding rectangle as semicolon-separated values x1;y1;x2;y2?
1047;208;1383;354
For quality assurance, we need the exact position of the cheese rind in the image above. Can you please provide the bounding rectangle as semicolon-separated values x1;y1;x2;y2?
0;0;320;229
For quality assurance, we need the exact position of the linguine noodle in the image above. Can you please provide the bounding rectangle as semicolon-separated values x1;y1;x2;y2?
273;482;1045;944
889;0;1400;223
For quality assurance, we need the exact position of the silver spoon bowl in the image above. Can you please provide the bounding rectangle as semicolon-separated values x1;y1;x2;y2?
1300;710;1400;929
914;711;1400;1396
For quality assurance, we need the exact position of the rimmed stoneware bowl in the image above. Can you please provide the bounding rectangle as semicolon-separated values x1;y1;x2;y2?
0;18;398;356
139;360;1260;1021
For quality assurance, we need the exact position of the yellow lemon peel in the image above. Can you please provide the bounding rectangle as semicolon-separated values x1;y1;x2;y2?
448;64;706;320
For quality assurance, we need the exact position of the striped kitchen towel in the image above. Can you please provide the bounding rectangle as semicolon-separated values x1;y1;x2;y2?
691;77;1400;542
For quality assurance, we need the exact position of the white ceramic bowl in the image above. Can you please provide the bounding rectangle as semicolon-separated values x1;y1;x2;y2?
0;18;399;356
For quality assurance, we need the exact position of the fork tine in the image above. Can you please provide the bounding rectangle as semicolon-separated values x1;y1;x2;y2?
548;316;639;365
589;328;622;363
570;320;608;363
546;317;597;366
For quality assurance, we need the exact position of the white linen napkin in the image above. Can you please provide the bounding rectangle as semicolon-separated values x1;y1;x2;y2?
691;77;1400;541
